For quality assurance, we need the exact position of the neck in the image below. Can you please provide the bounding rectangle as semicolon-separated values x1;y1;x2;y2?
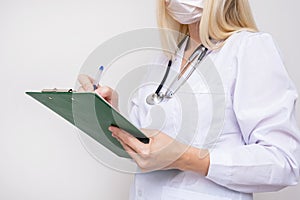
188;21;201;48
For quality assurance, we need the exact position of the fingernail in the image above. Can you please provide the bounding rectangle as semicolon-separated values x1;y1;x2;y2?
108;126;113;132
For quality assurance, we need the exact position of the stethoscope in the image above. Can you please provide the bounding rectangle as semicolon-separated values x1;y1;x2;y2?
146;36;209;105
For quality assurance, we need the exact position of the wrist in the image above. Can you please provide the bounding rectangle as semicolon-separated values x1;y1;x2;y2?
176;147;210;176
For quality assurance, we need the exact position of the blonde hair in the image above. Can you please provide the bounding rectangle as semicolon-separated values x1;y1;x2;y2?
157;0;258;52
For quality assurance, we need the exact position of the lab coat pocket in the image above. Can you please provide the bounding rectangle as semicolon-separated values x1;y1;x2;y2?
161;186;232;200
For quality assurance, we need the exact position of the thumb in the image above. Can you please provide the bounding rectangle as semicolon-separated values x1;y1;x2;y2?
95;86;112;99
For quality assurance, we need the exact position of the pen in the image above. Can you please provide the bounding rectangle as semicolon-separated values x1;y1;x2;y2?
93;66;104;90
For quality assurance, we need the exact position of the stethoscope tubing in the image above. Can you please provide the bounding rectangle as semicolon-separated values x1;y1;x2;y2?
146;36;209;105
155;59;172;95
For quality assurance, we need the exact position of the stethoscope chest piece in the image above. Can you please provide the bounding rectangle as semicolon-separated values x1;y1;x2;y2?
146;93;164;105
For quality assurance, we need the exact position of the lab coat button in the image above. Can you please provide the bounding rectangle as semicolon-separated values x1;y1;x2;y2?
138;189;143;197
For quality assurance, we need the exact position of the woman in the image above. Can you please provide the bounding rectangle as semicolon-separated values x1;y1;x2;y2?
79;0;300;199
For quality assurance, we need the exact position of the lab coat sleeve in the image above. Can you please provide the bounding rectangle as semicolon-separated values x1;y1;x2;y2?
206;33;300;193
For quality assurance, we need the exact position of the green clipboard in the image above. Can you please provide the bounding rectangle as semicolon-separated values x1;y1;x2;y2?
26;89;149;158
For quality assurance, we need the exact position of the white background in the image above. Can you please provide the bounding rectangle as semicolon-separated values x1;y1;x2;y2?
0;0;299;199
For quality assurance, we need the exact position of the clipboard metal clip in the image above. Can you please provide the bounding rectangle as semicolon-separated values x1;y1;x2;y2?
42;88;74;93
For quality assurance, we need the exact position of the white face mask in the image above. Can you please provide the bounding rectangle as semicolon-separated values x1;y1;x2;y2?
166;0;204;24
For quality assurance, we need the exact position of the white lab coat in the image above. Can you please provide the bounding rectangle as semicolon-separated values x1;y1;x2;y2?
128;31;300;200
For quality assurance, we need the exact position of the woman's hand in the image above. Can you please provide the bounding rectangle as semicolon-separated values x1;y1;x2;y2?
77;74;119;109
109;126;210;175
